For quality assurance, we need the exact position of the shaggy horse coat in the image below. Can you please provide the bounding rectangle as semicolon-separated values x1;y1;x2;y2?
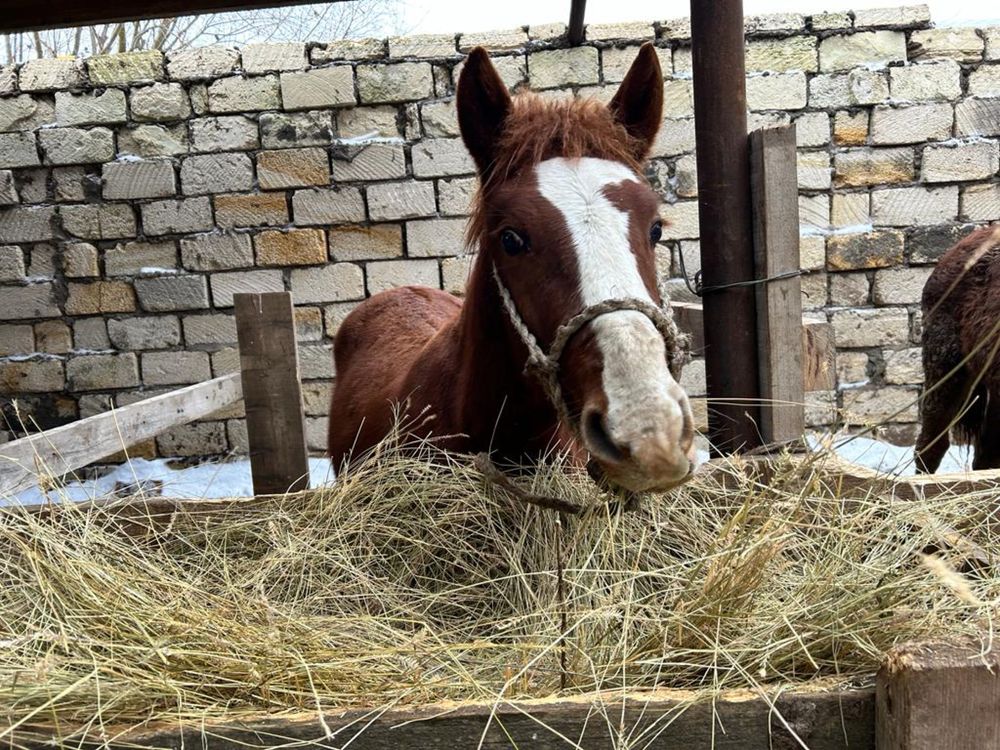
915;224;1000;472
328;44;695;492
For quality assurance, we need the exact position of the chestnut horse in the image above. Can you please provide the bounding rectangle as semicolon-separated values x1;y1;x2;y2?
327;44;696;492
915;224;1000;472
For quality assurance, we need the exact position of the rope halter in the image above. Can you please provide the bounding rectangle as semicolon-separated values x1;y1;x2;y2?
491;263;690;432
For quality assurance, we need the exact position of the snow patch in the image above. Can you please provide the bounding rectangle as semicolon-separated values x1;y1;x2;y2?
808;433;972;477
838;379;871;391
801;223;875;238
332;132;405;146
5;457;337;507
2;353;62;362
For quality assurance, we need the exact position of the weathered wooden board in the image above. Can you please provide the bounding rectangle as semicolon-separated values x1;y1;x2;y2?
670;302;835;392
0;374;241;497
803;318;836;391
809;452;1000;503
12;685;876;750
750;125;805;444
670;301;707;353
234;292;310;496
877;638;1000;749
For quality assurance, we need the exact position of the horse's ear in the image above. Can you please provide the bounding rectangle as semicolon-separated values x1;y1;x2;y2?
457;47;512;177
608;42;664;162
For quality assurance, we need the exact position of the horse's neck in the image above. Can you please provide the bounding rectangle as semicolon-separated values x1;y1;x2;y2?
452;259;563;454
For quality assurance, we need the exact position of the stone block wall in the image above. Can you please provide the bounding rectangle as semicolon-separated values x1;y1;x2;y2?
1;5;999;457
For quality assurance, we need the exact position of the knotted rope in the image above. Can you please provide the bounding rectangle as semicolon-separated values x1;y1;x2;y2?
492;264;690;433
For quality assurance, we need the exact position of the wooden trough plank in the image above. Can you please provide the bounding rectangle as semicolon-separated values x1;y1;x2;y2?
816;452;1000;503
876;638;1000;749
0;373;241;497
234;292;310;496
750;125;805;444
12;686;876;749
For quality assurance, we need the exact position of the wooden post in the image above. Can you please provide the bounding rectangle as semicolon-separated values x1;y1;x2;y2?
877;638;1000;749
690;0;762;455
749;125;805;443
234;292;310;496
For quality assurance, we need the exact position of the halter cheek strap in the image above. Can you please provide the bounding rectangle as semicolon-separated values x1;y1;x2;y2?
491;263;690;431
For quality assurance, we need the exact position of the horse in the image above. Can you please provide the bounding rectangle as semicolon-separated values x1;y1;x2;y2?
327;43;696;493
915;224;1000;473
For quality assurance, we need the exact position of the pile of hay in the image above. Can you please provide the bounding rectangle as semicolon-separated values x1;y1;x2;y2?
1;441;996;746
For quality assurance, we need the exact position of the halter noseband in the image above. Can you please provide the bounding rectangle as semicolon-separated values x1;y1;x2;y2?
491;263;690;430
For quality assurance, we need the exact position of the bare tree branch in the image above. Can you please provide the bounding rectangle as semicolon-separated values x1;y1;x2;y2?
2;0;406;63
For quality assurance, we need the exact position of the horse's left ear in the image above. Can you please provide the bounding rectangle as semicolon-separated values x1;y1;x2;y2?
608;42;664;162
458;47;513;178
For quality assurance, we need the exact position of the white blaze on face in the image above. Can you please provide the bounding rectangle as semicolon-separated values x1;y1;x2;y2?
534;156;687;455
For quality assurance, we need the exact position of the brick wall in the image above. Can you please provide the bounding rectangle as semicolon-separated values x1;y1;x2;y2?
1;6;999;457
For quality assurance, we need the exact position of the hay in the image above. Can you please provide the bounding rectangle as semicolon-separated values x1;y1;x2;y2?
1;439;997;747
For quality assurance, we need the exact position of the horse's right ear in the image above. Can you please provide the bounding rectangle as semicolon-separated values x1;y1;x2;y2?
457;47;512;177
608;42;664;162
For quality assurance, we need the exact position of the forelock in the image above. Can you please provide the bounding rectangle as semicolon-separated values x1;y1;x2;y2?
466;93;646;247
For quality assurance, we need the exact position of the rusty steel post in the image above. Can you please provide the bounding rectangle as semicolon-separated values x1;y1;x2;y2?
690;0;763;454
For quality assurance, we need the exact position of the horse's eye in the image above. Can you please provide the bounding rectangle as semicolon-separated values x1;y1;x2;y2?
649;221;663;245
500;229;527;256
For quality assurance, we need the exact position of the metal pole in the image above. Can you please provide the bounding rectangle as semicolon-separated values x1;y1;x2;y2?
568;0;587;45
690;0;763;455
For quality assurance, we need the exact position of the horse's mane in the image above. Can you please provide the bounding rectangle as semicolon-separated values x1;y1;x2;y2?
466;93;645;248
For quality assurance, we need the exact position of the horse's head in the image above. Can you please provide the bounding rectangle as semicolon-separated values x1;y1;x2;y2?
457;44;696;493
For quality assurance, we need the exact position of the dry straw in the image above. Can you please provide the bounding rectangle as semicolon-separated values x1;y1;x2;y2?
1;437;997;748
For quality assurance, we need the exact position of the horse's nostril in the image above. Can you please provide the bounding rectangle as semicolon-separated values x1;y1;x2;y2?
582;408;629;464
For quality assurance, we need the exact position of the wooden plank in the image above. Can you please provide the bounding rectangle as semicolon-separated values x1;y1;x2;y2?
670;302;835;392
690;0;762;455
0;374;241;497
0;0;351;33
234;292;309;496
818;452;1000;504
750;125;805;444
804;319;836;391
12;685;876;749
670;301;706;353
877;638;1000;749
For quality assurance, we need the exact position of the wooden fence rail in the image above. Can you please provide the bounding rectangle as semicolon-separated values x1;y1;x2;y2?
0;373;242;497
1;291;310;498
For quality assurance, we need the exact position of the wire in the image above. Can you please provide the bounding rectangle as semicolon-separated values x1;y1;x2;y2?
676;246;803;297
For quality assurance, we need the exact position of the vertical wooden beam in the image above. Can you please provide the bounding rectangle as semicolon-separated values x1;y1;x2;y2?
690;0;762;455
877;638;1000;749
234;292;310;496
568;0;587;45
749;125;805;443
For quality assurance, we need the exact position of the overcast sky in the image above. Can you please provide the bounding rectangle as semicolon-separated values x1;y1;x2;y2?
398;1;1000;35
